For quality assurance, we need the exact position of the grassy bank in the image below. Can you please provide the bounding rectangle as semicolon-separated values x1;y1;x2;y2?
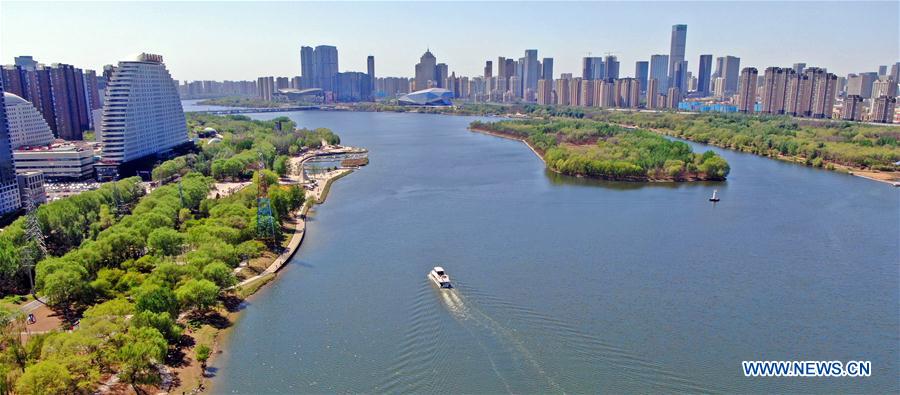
471;119;730;182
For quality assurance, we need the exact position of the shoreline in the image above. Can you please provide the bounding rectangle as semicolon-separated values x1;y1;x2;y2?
468;126;725;183
183;146;365;394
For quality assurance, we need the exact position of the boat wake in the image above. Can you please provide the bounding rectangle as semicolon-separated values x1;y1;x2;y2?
375;279;718;394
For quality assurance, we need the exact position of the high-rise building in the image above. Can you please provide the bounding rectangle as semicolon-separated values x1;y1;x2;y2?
313;45;339;92
646;78;659;109
367;56;375;95
45;64;89;140
0;79;22;214
568;78;582;106
792;63;806;75
582;57;604;80
668;24;687;89
604;55;620;80
890;62;900;85
436;64;449;89
3;92;53;150
537;79;553;105
14;56;37;71
99;53;187;165
415;50;438;91
846;72;878;98
334;72;372;102
593;79;614;108
257;77;275;100
83;69;101;111
634;61;649;94
614;78;640;108
484;61;492;79
649;55;669;92
873;77;898;98
672;61;688;93
275;77;290;90
761;67;788;114
523;50;539;98
871;96;896;123
878;65;888;76
717;56;741;95
665;86;682;109
542;58;553;81
737;67;759;113
841;95;863;121
697;55;713;97
555;78;569;106
300;46;315;89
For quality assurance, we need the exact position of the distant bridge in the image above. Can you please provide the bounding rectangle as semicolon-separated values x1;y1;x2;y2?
189;106;320;115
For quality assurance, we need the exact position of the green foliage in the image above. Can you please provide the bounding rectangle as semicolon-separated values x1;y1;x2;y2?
195;344;211;365
15;359;71;395
175;279;220;313
134;284;179;317
588;111;900;170
147;228;185;256
473;119;730;181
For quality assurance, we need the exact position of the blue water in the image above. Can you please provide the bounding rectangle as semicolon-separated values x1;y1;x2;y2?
209;110;899;393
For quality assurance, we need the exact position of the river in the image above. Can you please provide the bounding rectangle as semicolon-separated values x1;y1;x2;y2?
185;106;899;393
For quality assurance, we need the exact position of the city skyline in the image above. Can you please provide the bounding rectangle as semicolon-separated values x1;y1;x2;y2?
2;2;897;81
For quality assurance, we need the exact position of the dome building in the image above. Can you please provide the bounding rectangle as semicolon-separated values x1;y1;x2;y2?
398;88;453;106
3;92;54;149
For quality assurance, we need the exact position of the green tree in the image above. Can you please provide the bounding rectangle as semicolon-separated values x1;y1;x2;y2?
15;359;71;395
195;344;211;371
175;279;219;313
116;327;168;391
134;284;179;317
202;262;236;288
147;228;184;256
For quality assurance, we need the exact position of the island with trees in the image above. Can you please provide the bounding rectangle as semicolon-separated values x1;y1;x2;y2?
0;114;352;393
470;118;730;181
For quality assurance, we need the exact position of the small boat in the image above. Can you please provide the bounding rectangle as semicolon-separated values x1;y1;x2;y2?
709;190;720;202
428;266;452;289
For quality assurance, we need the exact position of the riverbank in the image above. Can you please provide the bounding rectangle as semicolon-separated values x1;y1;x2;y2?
172;146;366;394
350;104;899;185
470;120;730;182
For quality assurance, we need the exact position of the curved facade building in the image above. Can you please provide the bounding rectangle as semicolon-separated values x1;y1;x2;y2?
398;88;453;106
100;53;187;164
3;92;53;149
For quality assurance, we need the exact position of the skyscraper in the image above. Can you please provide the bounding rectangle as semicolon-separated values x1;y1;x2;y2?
582;57;604;80
313;45;338;92
100;53;187;165
668;24;687;88
300;46;315;89
697;55;713;97
484;61;492;79
841;95;863;121
542;58;554;81
14;56;37;71
415;50;437;91
761;67;788;114
367;55;375;97
737;67;759;113
634;61;649;94
672;61;688;93
649;54;669;92
3;92;54;149
604;55;620;80
719;56;741;95
871;96;896;123
46;64;89;140
646;78;659;109
792;63;806;74
537;79;553;105
0;80;21;214
554;78;569;106
523;50;539;98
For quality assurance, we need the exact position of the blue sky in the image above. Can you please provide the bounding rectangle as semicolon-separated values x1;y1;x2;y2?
1;1;897;81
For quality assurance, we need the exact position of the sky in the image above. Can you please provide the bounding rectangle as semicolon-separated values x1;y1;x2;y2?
1;1;898;82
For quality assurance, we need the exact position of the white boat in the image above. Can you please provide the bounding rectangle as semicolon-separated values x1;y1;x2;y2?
709;189;720;202
428;266;452;289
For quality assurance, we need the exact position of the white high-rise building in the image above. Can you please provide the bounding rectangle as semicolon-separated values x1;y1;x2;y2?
100;53;187;164
3;92;53;149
